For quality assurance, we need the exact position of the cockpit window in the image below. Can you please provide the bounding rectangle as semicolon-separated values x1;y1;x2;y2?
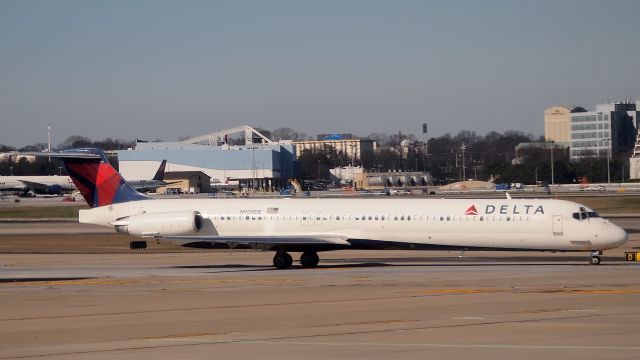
572;208;600;220
573;212;586;220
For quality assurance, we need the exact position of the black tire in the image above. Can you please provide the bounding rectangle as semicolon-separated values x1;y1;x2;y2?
273;252;293;269
590;256;601;265
129;241;147;250
300;251;320;268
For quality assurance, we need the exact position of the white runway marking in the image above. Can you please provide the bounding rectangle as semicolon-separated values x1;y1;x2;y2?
237;340;640;351
452;316;486;320
144;337;640;351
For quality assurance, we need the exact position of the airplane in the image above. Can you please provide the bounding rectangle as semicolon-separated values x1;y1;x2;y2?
0;175;76;196
125;160;179;192
39;148;628;269
0;160;172;196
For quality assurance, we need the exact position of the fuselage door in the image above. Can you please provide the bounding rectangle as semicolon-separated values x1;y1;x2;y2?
552;215;563;236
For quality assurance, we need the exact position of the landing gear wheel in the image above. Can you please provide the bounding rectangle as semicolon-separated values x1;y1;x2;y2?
300;251;320;268
273;252;293;269
590;256;601;265
129;241;147;250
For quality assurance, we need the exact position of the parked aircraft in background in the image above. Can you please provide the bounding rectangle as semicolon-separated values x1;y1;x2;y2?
39;148;628;269
126;160;179;192
0;175;76;196
0;160;171;196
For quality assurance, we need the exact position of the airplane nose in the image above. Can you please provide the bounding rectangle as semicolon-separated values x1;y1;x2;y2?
607;224;628;248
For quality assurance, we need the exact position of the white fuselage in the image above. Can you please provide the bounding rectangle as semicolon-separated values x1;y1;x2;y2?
0;176;76;191
79;197;628;252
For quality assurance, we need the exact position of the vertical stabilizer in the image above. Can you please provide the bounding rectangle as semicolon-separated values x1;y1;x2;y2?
152;160;168;181
51;148;149;208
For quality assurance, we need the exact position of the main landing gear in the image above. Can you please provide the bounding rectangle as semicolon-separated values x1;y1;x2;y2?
272;251;320;269
590;251;602;265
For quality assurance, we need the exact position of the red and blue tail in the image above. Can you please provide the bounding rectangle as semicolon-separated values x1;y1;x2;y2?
54;148;149;208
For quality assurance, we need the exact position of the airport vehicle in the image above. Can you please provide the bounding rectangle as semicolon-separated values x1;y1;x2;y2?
44;148;627;269
580;185;606;192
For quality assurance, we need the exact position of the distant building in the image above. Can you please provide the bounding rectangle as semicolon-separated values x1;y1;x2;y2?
293;138;375;167
118;126;296;191
544;106;586;145
570;101;637;160
157;171;210;194
317;133;353;141
630;132;640;180
626;101;640;179
0;152;36;164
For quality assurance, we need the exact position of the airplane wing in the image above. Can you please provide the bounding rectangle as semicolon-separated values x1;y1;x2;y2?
161;234;351;246
18;180;51;192
131;180;182;191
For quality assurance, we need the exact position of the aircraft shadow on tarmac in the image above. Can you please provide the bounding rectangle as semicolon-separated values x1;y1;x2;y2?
171;256;618;272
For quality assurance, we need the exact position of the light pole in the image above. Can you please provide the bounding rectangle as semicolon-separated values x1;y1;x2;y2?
460;144;466;181
603;138;611;184
422;123;428;173
58;166;63;176
548;143;555;186
350;144;355;191
9;166;13;176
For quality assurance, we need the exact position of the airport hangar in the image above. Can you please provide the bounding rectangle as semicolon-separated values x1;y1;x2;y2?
117;126;297;193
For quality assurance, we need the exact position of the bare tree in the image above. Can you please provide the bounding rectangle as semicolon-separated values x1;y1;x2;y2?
271;127;308;141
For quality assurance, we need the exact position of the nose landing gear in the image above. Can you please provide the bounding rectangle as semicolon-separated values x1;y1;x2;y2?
590;251;602;265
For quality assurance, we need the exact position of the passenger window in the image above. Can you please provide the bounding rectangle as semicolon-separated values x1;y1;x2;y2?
368;216;372;220
336;215;340;220
381;215;385;220
407;215;411;221
479;216;484;221
375;215;379;220
446;216;450;221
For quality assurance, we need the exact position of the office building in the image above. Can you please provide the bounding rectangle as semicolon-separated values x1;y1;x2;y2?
544;106;587;145
293;138;375;168
570;101;637;160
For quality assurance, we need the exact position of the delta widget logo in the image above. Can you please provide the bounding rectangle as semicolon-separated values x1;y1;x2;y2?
465;205;478;215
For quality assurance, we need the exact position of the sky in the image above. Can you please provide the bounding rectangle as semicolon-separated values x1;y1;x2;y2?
1;0;639;148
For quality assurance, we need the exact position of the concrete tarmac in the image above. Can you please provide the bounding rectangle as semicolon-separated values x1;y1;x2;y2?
1;249;639;359
1;219;639;359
